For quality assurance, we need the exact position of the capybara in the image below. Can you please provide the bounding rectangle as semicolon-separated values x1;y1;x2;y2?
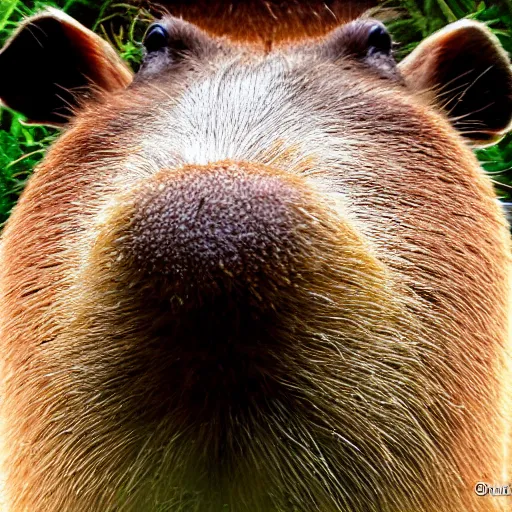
0;4;512;512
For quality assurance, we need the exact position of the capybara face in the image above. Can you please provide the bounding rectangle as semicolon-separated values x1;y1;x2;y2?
0;7;511;512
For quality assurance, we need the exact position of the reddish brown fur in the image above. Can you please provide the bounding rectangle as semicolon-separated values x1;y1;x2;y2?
138;0;378;42
0;6;511;512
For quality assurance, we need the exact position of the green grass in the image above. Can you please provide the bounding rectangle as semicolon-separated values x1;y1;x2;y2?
0;0;511;227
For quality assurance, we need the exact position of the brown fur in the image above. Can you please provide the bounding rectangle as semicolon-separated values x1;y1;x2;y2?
137;0;378;42
0;7;511;512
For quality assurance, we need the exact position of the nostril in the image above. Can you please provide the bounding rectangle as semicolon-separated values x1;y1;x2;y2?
118;161;306;286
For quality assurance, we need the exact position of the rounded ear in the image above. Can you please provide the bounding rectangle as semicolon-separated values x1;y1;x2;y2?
398;19;512;147
0;8;133;126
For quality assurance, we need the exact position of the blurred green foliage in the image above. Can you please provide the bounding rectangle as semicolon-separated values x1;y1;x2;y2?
0;0;511;227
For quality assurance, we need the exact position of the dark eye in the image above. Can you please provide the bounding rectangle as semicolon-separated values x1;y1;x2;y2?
367;24;392;55
144;24;169;53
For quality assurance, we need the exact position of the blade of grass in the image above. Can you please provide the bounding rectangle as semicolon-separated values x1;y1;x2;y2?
436;0;459;22
0;0;18;32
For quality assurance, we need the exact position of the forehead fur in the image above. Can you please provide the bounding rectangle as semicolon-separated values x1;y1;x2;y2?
82;48;410;182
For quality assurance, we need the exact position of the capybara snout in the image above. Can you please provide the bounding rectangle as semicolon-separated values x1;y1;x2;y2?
1;5;512;512
112;162;308;286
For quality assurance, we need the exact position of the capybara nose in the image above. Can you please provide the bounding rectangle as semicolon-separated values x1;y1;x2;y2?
114;161;310;290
